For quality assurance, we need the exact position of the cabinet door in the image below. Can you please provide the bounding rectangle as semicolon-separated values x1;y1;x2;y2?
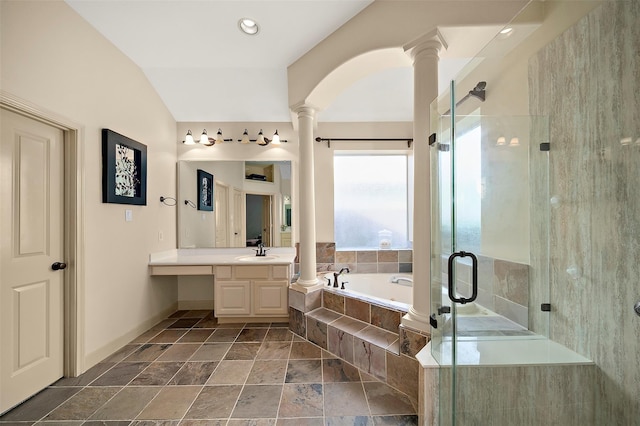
215;280;251;315
253;280;288;315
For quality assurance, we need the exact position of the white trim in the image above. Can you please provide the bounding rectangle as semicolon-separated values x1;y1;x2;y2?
0;90;86;377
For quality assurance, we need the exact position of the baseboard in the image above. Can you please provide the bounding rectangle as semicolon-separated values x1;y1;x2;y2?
83;302;178;371
178;299;214;310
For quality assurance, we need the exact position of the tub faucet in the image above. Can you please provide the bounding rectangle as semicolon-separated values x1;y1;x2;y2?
333;267;350;287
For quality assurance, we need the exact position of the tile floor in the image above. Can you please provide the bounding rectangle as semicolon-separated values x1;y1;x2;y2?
0;310;418;426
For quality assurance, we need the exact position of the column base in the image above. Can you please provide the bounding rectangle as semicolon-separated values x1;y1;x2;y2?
401;308;431;333
291;280;323;293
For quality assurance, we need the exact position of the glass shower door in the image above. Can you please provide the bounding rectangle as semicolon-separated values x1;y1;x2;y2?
430;82;550;425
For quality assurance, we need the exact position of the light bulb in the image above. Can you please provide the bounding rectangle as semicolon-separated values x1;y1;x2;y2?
216;128;224;144
496;136;506;146
199;129;210;145
257;129;266;145
241;129;250;144
184;130;195;145
271;130;281;145
509;137;520;146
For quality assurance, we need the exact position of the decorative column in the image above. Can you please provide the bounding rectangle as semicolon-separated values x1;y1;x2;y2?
402;29;447;331
292;103;321;291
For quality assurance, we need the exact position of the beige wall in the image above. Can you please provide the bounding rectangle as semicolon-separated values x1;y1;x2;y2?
1;1;178;368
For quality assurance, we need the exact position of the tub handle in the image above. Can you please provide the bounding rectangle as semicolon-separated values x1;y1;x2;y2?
447;251;478;305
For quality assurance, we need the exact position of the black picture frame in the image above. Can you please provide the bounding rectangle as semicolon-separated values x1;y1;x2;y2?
197;169;214;211
102;129;147;205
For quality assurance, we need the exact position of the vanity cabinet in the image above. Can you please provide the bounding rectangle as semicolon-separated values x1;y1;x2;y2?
214;264;290;320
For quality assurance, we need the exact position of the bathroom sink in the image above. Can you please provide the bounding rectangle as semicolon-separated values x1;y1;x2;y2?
235;255;279;262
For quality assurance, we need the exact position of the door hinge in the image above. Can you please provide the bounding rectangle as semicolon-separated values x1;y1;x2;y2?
541;303;551;312
429;313;438;329
540;142;550;152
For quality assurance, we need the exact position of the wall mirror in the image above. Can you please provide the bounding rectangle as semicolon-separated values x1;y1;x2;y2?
177;160;293;248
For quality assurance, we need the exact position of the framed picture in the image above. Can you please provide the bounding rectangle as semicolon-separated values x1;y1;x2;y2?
102;129;147;205
197;169;214;211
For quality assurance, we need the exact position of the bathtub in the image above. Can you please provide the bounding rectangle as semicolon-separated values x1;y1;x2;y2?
322;272;412;312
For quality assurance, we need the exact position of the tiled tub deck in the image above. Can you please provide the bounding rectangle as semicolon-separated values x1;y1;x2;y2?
289;287;430;409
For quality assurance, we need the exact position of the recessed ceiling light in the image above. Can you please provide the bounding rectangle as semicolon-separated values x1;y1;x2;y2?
239;18;259;35
499;27;514;35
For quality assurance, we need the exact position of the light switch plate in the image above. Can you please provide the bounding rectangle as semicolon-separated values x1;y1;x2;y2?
125;209;133;222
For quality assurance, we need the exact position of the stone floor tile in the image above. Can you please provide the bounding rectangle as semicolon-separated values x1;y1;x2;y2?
206;360;252;385
168;318;201;329
289;341;321;359
363;382;416;415
149;330;188;344
52;362;113;387
227;420;276;426
275;418;324;426
246;360;288;384
89;362;149;386
322;359;361;383
177;329;214;343
0;387;81;421
224;343;261;360
230;385;282;418
323;383;370;417
168;361;217;385
123;344;172;362
89;387;160;420
277;383;323;418
156;344;200;361
183;385;242;419
44;387;120;420
130;362;183;386
285;360;322;383
325;416;373;426
235;328;268;342
370;414;418;425
264;328;294;342
207;328;242;342
255;341;292;360
190;343;231;361
136;386;201;420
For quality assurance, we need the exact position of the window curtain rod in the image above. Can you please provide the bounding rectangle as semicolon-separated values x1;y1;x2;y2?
314;137;413;148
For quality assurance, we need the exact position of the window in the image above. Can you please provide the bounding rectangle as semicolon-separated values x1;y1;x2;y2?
334;154;411;250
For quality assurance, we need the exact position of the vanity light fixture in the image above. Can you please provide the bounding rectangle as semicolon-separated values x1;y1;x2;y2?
241;129;251;144
181;129;287;146
496;136;506;146
183;129;213;146
239;18;259;35
257;129;266;145
509;137;520;147
271;130;281;145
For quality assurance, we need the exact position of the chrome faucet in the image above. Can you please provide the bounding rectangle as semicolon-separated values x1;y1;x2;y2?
333;267;350;287
254;243;269;257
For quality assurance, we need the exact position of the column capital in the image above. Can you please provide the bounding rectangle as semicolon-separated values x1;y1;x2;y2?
403;28;448;61
291;101;319;118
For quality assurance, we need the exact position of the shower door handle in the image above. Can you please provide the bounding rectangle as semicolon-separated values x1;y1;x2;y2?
447;251;478;305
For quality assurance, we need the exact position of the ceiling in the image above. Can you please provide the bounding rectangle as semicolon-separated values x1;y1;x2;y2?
65;1;496;123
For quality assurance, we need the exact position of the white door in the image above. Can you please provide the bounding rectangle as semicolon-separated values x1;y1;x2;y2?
231;188;245;247
0;109;65;414
214;182;229;247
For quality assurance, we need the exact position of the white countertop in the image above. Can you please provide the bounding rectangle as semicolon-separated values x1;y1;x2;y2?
149;248;297;266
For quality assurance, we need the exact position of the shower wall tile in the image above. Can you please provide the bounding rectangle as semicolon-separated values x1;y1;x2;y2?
493;260;529;307
493;296;527;328
530;2;640;423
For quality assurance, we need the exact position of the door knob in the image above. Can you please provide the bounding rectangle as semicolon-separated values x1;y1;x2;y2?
51;262;67;271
